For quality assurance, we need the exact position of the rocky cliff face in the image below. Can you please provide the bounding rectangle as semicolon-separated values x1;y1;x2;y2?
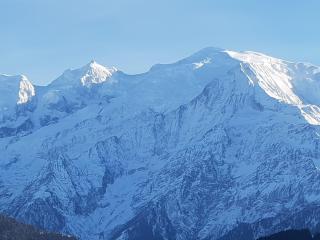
1;48;320;240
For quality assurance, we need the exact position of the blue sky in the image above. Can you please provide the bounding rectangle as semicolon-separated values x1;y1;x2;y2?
0;0;319;85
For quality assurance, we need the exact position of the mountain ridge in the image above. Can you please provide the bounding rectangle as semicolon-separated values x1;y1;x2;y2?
1;47;320;240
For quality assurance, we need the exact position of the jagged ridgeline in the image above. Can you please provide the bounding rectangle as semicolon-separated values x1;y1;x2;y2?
0;214;76;240
1;48;320;240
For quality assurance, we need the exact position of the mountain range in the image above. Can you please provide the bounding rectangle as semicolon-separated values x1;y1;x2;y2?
1;47;320;240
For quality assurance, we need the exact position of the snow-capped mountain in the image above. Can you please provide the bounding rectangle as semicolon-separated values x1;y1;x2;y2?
1;47;320;240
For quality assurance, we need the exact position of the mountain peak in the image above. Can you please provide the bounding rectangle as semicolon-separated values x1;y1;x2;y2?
79;60;117;87
196;46;224;54
82;60;117;73
51;61;118;88
184;46;224;60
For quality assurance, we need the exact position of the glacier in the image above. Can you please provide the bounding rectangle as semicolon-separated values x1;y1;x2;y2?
1;47;320;240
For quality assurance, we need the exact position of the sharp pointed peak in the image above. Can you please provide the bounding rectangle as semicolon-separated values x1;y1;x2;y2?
86;59;99;67
51;60;118;87
82;60;117;72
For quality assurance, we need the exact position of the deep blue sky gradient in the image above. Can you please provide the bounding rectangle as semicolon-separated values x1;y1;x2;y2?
0;0;319;85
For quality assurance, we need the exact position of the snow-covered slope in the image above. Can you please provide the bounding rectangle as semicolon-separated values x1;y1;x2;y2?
227;50;320;125
1;48;320;240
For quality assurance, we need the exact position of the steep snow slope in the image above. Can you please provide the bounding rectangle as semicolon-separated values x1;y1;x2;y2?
227;50;320;125
1;48;320;240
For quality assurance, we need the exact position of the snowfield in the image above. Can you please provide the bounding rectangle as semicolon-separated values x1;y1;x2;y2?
1;48;320;240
